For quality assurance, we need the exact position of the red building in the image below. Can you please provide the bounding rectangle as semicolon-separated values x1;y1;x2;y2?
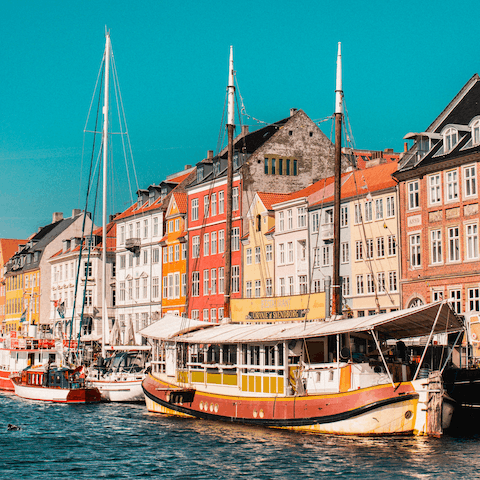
394;74;480;313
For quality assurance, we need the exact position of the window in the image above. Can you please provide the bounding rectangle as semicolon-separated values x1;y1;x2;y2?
288;277;294;295
444;127;458;152
163;247;168;264
266;244;273;262
341;242;349;263
255;247;261;264
255;280;261;297
218;190;224;214
375;198;383;220
182;243;187;260
278;158;283;175
410;234;421;267
175;218;180;231
322;245;331;266
203;309;209;322
191;310;199;320
192;272;200;297
218;230;225;253
448;227;460;262
211;193;217;216
152;248;159;263
191;198;199;221
232;187;239;211
408;181;419;209
136;222;141;238
264;158;269;174
473;119;480;145
210;231;217;255
377;272;385;293
210;309;217;323
279;278;285;296
266;278;272;296
84;262;92;278
356;275;364;295
231;266;240;293
152;277;159;298
287;242;294;263
388;235;396;256
354;203;362;224
231;227;240;251
153;217;159;236
203;270;209;295
143;278;148;298
386;196;395;217
468;288;480;312
366;274;375;294
431;230;442;264
279;244;285;264
143;249;148;265
279;212;285;232
175;244;180;261
466;224;479;260
364;201;373;222
127;279;133;300
174;273;180;298
464;165;477;198
271;158;276;175
388;271;397;292
120;225;125;245
298;276;307;294
204;195;209;218
313;279;321;293
341;206;348;227
211;269;217;295
429;174;441;204
144;219;149;238
342;276;350;297
449;289;462;314
355;240;363;261
166;276;171;299
286;159;291;175
432;290;443;302
168;245;173;263
218;267;224;294
311;212;319;233
119;281;126;301
246;248;252;265
376;237;385;258
297;207;306;227
84;290;92;306
287;209;293;230
192;236;200;258
446;170;459;202
324;209;333;224
182;273;187;297
203;233;210;256
366;239;373;259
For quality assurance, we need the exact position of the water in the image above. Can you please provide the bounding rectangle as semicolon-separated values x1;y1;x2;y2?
1;392;479;480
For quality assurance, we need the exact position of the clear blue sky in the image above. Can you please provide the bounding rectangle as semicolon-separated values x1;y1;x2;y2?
1;0;479;239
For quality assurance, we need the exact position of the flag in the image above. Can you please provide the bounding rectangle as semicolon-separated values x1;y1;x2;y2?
20;310;27;323
57;301;65;319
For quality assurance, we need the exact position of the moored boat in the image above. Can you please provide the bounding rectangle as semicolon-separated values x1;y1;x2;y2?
142;302;463;436
11;364;101;403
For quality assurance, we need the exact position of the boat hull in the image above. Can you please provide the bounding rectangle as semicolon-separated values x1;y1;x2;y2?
89;379;145;402
13;383;101;403
142;373;422;436
0;371;15;391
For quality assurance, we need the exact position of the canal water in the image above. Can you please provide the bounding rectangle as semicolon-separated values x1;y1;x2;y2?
1;392;479;479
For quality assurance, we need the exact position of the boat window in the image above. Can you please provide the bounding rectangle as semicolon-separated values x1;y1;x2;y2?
207;345;220;364
222;345;236;366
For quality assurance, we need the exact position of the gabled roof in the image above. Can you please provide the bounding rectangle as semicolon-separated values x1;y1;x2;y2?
257;192;290;210
0;238;27;265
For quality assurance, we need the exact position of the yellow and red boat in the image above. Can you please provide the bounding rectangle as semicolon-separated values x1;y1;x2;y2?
141;302;462;436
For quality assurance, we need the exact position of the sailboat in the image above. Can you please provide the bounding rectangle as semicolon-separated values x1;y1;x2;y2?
83;30;150;402
141;45;461;436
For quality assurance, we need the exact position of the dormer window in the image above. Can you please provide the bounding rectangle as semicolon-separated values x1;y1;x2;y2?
149;190;155;206
471;118;480;145
213;161;220;176
233;154;239;170
444;127;458;153
161;186;168;198
197;166;204;182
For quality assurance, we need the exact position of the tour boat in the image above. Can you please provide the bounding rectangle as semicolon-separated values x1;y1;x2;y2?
11;364;101;403
0;334;57;391
142;302;461;436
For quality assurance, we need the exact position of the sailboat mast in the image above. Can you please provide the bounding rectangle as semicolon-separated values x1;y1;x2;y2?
102;32;111;357
332;42;343;317
223;46;235;322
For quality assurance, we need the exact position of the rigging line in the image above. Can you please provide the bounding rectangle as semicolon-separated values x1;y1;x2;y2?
343;98;356;149
111;49;138;207
234;74;267;126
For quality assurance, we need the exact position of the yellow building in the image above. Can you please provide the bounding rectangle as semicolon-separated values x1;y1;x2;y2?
5;271;24;332
241;193;289;300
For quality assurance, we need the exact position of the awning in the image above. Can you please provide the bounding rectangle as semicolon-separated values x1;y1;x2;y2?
139;313;214;341
172;301;464;344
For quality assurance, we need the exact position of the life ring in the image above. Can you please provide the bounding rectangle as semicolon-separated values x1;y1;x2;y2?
472;332;477;340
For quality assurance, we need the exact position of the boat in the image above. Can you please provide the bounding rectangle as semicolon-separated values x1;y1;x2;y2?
87;346;150;402
10;363;101;403
81;30;150;402
142;302;460;436
141;45;463;436
0;333;57;391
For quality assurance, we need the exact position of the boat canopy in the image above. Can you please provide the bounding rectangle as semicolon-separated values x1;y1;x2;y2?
167;301;463;345
139;313;214;340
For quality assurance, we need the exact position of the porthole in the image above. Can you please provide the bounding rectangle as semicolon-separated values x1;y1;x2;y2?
253;409;258;418
405;410;413;420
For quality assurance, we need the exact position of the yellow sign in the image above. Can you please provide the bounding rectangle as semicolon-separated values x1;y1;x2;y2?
231;293;326;323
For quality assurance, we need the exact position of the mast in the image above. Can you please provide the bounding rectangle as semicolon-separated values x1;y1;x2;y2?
332;42;343;317
223;46;235;322
102;31;111;357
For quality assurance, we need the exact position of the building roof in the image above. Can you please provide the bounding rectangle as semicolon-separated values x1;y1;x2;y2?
0;239;27;265
256;192;291;210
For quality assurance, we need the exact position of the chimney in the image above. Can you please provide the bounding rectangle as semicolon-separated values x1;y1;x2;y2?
184;164;192;170
52;212;63;223
71;208;81;218
207;150;213;160
404;142;408;152
290;108;298;117
384;148;394;154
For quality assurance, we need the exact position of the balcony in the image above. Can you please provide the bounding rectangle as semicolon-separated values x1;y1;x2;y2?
321;224;334;242
125;237;141;253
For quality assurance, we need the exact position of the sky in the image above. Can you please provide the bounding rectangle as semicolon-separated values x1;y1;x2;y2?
1;0;480;239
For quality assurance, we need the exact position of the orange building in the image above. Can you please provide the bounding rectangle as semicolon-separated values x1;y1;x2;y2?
0;239;27;333
160;192;188;316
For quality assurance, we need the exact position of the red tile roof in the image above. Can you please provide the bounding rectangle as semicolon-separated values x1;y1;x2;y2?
0;238;27;265
166;171;193;184
256;192;290;210
171;192;187;215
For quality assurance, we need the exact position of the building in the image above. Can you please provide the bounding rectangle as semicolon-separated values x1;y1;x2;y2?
394;73;480;313
4;210;93;334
